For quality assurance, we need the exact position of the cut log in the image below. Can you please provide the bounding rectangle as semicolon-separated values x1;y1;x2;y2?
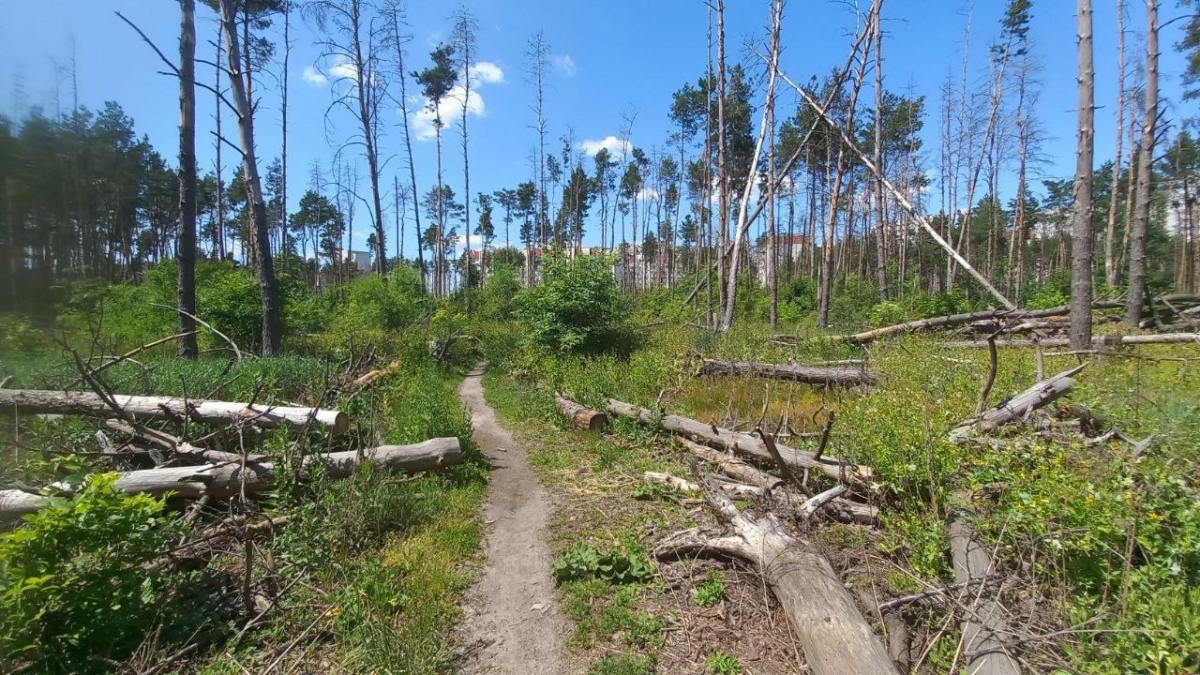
555;394;609;431
655;485;900;675
0;438;460;522
0;389;349;433
950;514;1021;675
950;366;1084;442
679;438;878;525
699;358;877;386
350;361;400;389
944;333;1200;349
605;398;872;485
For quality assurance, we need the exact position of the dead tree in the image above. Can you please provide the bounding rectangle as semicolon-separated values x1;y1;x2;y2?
1105;0;1128;288
554;395;609;431
949;365;1085;441
654;484;900;675
950;511;1021;675
384;0;426;291
698;359;877;386
177;0;199;359
1125;0;1158;326
1070;0;1095;350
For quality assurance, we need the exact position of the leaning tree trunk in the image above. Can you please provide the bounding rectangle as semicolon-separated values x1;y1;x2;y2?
0;389;349;433
0;438;461;522
949;365;1084;441
655;487;900;675
218;0;281;355
699;359;877;386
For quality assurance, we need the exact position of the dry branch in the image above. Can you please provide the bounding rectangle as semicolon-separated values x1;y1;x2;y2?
654;484;900;675
350;361;400;389
698;358;877;386
554;394;609;431
950;366;1085;442
605;398;871;485
0;389;349;433
0;438;461;521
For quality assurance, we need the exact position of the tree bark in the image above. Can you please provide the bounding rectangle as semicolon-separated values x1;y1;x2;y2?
873;0;888;302
0;389;349;433
218;0;282;355
654;488;900;675
949;365;1084;441
177;0;199;359
0;438;461;521
944;333;1200;349
1070;0;1095;350
950;513;1021;675
554;394;609;431
698;359;877;386
1125;0;1158;327
605;398;871;485
1105;0;1127;289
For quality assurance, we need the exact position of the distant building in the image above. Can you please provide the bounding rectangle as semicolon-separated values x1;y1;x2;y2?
347;250;372;273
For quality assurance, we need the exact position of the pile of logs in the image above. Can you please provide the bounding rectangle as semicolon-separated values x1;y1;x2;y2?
0;386;462;523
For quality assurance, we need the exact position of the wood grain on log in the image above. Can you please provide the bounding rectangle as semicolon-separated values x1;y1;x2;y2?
699;359;877;386
0;438;460;521
950;514;1021;675
0;389;349;433
554;394;609;431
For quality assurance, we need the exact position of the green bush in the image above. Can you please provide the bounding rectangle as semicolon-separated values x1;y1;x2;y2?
868;301;906;327
476;264;523;321
515;252;633;355
0;474;185;673
334;266;425;333
0;315;52;358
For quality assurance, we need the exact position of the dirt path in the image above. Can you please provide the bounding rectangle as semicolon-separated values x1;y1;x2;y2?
456;363;568;675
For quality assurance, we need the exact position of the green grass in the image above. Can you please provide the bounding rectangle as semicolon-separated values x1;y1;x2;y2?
694;570;727;608
706;652;742;675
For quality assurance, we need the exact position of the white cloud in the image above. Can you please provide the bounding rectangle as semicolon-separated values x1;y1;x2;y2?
580;135;632;160
637;187;660;201
329;56;358;81
469;61;504;85
302;66;328;86
410;62;505;142
552;54;576;77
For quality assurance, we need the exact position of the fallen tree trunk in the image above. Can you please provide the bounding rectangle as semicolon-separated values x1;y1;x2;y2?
950;513;1021;675
818;301;1127;345
0;437;460;521
0;389;349;433
698;359;877;386
350;361;400;389
555;394;609;431
655;486;900;675
950;366;1084;442
605;398;871;485
944;333;1200;349
643;472;763;500
678;438;877;524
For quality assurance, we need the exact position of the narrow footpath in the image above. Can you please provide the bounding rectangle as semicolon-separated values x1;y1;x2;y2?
456;363;568;675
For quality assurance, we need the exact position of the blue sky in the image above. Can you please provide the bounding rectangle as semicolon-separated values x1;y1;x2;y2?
1;1;1194;259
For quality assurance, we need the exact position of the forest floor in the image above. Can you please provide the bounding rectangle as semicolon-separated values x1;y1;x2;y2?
456;362;570;675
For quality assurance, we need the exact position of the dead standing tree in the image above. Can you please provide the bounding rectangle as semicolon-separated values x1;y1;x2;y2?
1069;0;1095;350
305;0;390;276
178;0;200;359
383;0;426;292
1125;0;1159;327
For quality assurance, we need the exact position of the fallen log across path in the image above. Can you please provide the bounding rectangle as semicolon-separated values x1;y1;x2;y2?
943;333;1200;349
698;359;877;386
605;398;872;485
0;389;349;433
0;438;461;521
555;395;609;431
950;366;1084;442
654;483;901;675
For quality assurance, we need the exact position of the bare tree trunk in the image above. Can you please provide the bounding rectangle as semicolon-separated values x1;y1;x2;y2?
214;25;226;260
1125;0;1158;327
219;0;282;355
1105;0;1127;288
280;0;290;259
177;0;199;359
1070;0;1095;351
715;0;729;322
386;3;425;292
455;8;476;305
873;0;888;301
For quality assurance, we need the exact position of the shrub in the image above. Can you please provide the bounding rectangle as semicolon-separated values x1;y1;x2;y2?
694;570;727;607
476;264;523;321
0;474;184;673
0;315;51;358
868;301;906;328
706;652;741;675
515;252;633;355
335;266;425;333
